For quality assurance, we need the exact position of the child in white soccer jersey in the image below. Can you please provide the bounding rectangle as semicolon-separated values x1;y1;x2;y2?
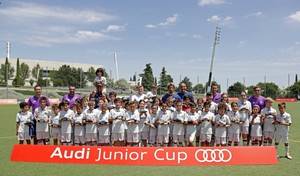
185;103;199;146
84;101;98;146
199;102;215;147
50;104;60;145
261;98;277;146
59;101;75;145
138;100;150;146
274;103;292;159
126;101;140;146
97;103;110;146
93;68;107;92
166;97;175;146
16;102;33;144
110;98;127;146
156;102;172;147
145;105;158;146
34;97;51;145
238;91;252;146
227;102;241;146
195;100;203;146
172;101;187;146
214;103;231;146
250;105;263;146
74;104;85;146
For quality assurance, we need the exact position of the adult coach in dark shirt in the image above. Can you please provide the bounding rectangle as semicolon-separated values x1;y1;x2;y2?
91;82;107;108
177;82;194;102
162;83;181;103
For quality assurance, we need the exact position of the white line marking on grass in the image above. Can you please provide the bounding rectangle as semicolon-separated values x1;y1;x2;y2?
290;139;300;143
0;136;15;139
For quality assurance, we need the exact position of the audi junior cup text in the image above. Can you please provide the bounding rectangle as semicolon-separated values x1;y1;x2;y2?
50;147;232;164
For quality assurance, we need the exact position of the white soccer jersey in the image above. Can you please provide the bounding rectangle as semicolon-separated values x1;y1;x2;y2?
228;111;241;134
34;107;50;132
126;110;140;133
261;107;276;132
60;109;75;134
16;111;33;133
110;108;127;133
209;102;218;114
199;111;214;135
172;110;187;135
130;94;146;102
275;112;292;135
249;115;263;137
186;112;199;134
84;109;98;134
74;113;85;136
214;114;231;137
238;100;252;112
139;108;150;133
98;110;110;136
94;76;107;85
157;110;172;135
50;112;60;126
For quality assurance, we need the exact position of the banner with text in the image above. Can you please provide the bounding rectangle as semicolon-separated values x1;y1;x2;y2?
10;145;277;166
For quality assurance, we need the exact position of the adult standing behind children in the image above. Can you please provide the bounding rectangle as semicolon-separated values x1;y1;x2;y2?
248;86;266;110
177;83;194;102
61;85;82;109
27;85;50;144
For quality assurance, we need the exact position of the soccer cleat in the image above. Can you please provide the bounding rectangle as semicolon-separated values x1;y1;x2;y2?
285;154;292;160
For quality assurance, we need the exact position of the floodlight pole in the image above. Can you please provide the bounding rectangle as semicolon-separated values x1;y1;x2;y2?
206;26;221;93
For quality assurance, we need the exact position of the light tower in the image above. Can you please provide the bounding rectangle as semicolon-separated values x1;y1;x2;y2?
6;41;10;59
206;26;221;93
114;51;119;81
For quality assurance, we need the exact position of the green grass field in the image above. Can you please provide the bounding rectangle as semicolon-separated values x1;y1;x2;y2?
0;103;299;176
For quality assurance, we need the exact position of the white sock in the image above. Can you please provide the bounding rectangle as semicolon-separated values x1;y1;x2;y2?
285;145;289;155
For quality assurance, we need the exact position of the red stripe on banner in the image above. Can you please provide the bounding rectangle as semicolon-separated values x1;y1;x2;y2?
10;145;278;166
275;98;297;102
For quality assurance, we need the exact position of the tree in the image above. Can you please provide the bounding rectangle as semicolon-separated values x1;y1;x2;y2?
179;76;192;91
20;62;30;80
115;79;130;90
0;57;14;85
12;58;24;87
31;64;40;79
50;65;87;88
296;74;298;83
86;67;96;82
132;74;137;82
193;83;205;94
286;81;300;98
158;67;173;95
247;82;280;99
227;82;246;97
140;63;154;91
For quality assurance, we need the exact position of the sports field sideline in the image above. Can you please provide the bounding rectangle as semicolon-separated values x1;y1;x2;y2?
0;103;299;176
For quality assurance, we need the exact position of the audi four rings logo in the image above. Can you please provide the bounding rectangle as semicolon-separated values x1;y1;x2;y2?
195;149;232;162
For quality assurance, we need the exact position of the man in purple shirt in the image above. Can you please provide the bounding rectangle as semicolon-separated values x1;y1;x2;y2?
211;82;222;104
27;85;50;144
248;86;266;110
61;85;81;109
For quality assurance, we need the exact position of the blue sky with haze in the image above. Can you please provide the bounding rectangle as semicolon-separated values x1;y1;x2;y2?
0;0;300;91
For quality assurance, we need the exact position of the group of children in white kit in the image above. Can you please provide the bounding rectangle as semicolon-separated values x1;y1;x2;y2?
16;92;292;159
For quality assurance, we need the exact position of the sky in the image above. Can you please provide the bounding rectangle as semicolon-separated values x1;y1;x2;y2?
0;0;300;91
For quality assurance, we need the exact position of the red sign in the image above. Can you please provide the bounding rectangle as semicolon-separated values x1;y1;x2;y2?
275;98;297;102
10;145;277;166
